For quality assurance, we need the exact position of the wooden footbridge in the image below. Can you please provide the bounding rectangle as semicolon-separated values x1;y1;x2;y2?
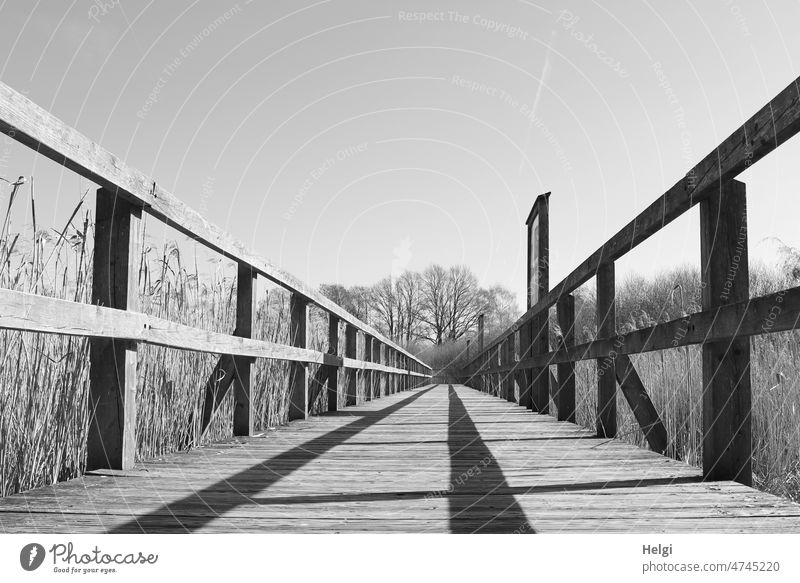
2;76;800;533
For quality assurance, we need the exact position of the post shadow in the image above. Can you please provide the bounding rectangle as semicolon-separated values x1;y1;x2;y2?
110;386;436;533
447;385;534;533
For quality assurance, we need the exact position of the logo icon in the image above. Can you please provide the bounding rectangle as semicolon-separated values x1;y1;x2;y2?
20;543;45;571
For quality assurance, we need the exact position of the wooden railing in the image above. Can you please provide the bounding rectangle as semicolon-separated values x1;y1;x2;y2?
0;81;431;471
461;75;800;487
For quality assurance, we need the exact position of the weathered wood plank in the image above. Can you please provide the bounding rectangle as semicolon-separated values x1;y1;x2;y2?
233;263;256;436
288;294;308;421
464;75;800;369
596;262;616;437
2;385;799;534
555;294;576;422
87;189;139;471
700;180;751;485
614;354;668;454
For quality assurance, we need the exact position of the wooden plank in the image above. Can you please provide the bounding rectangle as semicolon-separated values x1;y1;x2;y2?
345;325;357;406
517;324;532;408
288;295;308;421
700;179;751;485
614;354;668;454
87;188;139;471
596;262;616;438
198;352;236;441
3;385;800;534
327;316;340;412
0;81;427;372
556;294;576;422
476;283;800;374
233;263;256;436
0;287;342;365
464;75;800;369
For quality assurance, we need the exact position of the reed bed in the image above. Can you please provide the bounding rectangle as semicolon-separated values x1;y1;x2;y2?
0;184;326;496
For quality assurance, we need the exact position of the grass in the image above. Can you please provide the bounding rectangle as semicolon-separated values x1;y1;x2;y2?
0;185;328;496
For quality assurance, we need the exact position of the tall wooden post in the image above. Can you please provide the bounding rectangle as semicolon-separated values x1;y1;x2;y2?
556;294;576;422
371;337;380;398
345;324;357;406
327;316;340;412
233;263;256;435
503;338;514;402
380;343;387;397
596;262;616;437
700;179;751;485
518;323;532;408
288;295;308;421
364;334;373;400
88;189;140;470
527;193;550;413
478;314;484;353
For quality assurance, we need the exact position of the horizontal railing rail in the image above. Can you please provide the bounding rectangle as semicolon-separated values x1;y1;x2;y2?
0;81;431;471
461;74;800;488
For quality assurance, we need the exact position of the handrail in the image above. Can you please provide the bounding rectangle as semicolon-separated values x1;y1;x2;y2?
0;81;426;370
0;80;431;471
461;74;800;489
464;74;800;370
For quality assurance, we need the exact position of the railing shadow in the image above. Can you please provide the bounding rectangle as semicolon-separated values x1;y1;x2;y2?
110;386;436;533
446;384;534;534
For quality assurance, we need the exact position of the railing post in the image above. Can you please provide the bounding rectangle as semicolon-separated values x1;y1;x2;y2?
288;294;308;421
233;263;256;435
526;192;550;414
371;337;380;398
380;343;387;396
478;314;484;353
364;334;373;400
700;179;751;485
596;262;616;437
518;323;532;408
88;189;140;470
556;294;576;423
327;315;340;412
503;337;514;402
345;324;357;406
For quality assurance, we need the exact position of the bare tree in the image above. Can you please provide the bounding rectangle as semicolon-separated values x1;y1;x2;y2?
419;264;449;344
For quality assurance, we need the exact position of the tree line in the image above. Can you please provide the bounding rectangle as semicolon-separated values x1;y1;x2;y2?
320;264;519;348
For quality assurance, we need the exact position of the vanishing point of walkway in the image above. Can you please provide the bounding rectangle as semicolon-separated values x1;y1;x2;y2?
1;384;799;533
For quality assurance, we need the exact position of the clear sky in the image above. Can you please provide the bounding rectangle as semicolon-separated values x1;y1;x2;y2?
1;0;799;309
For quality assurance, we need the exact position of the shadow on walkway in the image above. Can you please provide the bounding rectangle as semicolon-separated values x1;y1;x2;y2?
110;386;436;533
447;384;535;533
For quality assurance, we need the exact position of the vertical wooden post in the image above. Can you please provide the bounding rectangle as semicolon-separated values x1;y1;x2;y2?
88;189;140;470
371;338;380;398
478;314;484;353
364;334;373;401
327;315;340;412
518;323;532;408
503;338;514;402
556;294;576;423
530;317;550;414
233;263;256;436
526;192;550;414
345;324;357;406
596;262;616;437
288;294;308;421
380;343;387;397
700;179;751;485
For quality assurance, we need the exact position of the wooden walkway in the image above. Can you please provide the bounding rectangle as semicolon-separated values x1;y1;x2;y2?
2;384;799;533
